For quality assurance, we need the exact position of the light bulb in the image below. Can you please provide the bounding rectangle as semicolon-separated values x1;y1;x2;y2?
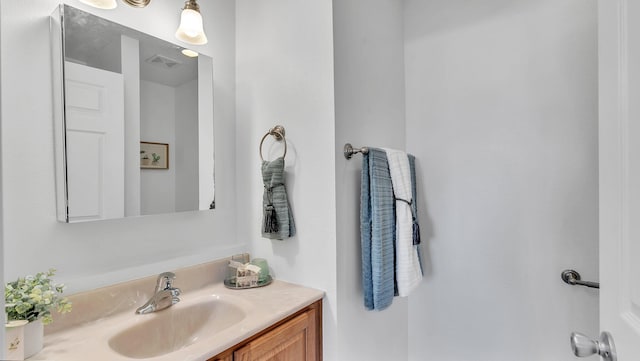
181;49;199;57
180;9;203;37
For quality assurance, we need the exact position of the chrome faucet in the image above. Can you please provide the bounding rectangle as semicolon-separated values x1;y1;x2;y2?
135;272;181;314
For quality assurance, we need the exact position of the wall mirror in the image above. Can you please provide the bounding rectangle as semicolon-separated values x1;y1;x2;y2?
51;4;215;223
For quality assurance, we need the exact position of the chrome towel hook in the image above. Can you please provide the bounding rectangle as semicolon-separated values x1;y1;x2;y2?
259;125;287;161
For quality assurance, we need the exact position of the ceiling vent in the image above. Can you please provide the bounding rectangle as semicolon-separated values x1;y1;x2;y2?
145;54;182;69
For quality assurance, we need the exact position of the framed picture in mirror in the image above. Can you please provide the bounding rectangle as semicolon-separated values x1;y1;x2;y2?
140;142;169;169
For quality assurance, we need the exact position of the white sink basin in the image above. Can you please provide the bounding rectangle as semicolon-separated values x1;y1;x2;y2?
108;296;246;359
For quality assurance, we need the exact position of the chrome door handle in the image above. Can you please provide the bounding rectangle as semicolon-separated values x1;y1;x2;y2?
570;332;616;361
562;269;600;289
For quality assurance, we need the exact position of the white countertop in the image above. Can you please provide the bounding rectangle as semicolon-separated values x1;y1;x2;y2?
29;280;324;361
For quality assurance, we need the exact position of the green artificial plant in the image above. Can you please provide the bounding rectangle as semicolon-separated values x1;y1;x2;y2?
5;269;72;325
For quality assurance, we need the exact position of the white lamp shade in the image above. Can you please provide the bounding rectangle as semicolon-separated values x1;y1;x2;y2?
175;9;208;45
79;0;117;9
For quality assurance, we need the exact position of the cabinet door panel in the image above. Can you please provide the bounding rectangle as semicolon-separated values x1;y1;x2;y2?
234;309;317;361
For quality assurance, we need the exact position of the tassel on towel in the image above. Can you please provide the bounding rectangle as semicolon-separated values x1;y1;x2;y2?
412;219;421;246
396;198;421;246
263;204;279;233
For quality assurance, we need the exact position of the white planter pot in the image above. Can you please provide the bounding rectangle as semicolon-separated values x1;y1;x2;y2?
4;320;28;361
23;319;43;358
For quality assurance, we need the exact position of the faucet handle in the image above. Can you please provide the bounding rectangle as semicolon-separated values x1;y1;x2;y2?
171;287;182;298
159;271;176;279
156;272;176;291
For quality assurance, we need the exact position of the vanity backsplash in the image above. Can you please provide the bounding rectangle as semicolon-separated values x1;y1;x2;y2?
45;256;243;335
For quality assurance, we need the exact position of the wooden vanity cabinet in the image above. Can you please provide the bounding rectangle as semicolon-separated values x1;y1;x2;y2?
209;354;233;361
208;300;322;361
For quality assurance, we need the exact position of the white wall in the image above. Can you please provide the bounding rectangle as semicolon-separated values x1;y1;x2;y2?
404;1;599;360
0;2;5;354
235;0;338;359
332;0;409;360
0;0;240;294
175;79;199;212
140;80;176;215
122;35;141;217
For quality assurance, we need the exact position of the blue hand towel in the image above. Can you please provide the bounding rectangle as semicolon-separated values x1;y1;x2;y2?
361;148;396;311
261;157;296;240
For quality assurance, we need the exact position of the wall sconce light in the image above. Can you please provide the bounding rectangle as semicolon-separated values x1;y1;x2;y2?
121;0;151;7
175;0;208;45
79;0;118;9
78;0;208;46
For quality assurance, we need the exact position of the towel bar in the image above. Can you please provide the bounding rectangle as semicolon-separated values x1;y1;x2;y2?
344;143;369;159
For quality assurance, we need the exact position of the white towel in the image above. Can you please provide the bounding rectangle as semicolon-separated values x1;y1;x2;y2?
383;148;422;297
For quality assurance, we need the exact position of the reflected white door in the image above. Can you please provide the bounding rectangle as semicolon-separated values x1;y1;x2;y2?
65;61;124;222
599;0;640;358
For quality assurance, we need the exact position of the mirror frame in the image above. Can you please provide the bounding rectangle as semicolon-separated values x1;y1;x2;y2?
50;4;215;223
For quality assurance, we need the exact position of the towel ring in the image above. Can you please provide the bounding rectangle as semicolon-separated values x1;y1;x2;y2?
259;125;287;161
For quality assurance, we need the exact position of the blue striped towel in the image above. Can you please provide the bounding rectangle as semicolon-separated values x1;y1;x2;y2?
361;148;396;311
